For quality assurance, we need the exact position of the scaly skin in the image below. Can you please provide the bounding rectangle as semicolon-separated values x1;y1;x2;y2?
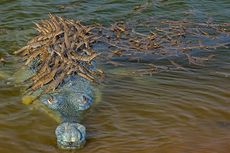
39;75;94;149
15;60;97;149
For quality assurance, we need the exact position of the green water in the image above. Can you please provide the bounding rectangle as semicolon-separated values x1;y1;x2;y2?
0;0;230;153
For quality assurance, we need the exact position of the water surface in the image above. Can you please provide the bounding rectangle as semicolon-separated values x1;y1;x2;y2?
0;0;229;153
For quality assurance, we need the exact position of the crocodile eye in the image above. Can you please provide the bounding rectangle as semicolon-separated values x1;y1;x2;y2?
47;96;53;104
82;96;87;104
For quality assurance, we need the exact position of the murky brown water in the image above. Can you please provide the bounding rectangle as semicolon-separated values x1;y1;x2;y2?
0;0;230;153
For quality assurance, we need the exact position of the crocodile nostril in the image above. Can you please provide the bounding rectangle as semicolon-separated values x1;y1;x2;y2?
68;141;74;146
56;122;86;149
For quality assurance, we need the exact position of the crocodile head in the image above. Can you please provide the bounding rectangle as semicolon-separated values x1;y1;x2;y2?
41;75;94;112
39;75;94;149
40;91;93;149
41;92;93;112
55;122;86;149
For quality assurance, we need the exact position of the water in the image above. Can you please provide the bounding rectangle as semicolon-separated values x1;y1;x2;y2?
0;0;230;153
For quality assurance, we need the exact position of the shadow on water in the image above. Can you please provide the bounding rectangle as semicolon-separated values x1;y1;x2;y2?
0;0;229;153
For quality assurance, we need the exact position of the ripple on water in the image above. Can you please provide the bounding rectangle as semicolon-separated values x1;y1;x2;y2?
0;0;230;153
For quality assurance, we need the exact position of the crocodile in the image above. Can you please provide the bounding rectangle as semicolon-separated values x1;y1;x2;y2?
14;14;229;150
40;71;96;149
14;14;103;150
14;59;100;149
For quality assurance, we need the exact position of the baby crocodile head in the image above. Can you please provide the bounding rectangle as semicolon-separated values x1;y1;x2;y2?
55;122;86;149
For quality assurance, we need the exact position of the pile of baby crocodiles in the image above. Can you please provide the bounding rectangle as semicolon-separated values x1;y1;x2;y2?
15;14;230;96
14;14;229;150
15;14;103;95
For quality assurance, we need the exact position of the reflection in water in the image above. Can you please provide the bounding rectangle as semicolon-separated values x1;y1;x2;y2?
0;0;229;153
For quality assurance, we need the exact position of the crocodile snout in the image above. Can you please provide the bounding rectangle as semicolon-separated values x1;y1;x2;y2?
55;122;86;150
